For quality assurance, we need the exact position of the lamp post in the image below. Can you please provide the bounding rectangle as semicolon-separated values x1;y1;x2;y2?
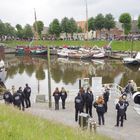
84;0;88;41
47;45;52;108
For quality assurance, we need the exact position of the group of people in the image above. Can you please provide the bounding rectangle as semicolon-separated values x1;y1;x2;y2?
3;84;31;111
53;87;67;110
74;79;135;127
74;86;110;124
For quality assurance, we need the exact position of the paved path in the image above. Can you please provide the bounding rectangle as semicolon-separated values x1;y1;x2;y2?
26;97;140;140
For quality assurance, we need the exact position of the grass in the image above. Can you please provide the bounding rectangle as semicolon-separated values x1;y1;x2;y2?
2;40;140;51
0;104;112;140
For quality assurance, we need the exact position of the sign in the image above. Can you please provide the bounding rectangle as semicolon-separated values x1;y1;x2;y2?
92;77;102;95
82;78;90;90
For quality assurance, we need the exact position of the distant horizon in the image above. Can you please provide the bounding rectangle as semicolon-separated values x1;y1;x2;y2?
0;0;140;27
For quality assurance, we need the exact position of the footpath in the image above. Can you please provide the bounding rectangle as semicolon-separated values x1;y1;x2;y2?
26;98;140;140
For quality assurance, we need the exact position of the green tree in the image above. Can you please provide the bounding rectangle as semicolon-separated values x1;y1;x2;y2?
61;17;71;37
88;17;95;31
23;24;33;39
69;18;77;35
0;20;5;37
16;24;24;39
94;14;105;39
48;19;61;37
77;26;83;33
4;23;16;36
33;20;44;38
104;14;115;39
137;15;140;30
119;13;132;35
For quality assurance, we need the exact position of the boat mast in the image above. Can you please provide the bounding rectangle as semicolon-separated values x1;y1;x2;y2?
34;8;39;40
85;0;88;41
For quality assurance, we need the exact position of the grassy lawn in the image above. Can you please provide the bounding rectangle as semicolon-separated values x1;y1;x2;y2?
0;104;111;140
1;40;140;51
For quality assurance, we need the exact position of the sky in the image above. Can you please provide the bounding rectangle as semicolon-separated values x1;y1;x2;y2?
0;0;140;27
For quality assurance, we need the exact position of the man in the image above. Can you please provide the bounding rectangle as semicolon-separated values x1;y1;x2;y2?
23;84;31;108
103;87;110;112
3;89;13;104
13;87;25;111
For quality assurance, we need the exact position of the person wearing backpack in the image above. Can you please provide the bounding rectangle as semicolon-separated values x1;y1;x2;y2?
23;84;31;108
115;98;126;127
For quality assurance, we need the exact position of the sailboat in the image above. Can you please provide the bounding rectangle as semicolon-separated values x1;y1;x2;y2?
123;52;140;65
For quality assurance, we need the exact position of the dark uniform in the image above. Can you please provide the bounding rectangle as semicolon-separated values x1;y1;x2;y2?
75;92;84;122
103;89;110;112
23;84;31;108
13;91;24;110
15;87;25;110
60;89;67;109
85;89;94;117
3;91;13;104
53;88;60;110
115;100;126;127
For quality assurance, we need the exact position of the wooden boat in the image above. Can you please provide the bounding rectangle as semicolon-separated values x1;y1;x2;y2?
123;52;140;65
109;53;130;60
30;47;47;55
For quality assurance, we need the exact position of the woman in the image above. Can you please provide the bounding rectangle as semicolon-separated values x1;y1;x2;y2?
53;87;61;110
60;87;67;109
94;96;105;125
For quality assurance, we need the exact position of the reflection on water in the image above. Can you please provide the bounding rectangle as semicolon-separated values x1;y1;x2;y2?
2;54;140;101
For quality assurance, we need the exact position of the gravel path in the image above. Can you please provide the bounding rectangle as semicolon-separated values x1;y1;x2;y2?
26;98;140;140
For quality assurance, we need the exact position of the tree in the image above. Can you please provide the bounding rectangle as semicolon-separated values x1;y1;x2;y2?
119;13;132;35
77;26;83;33
88;17;95;31
48;19;61;37
104;14;115;31
23;24;33;39
61;17;71;37
16;24;24;39
94;14;105;39
33;20;44;38
104;14;115;39
69;18;77;35
137;15;140;30
4;23;16;36
0;20;5;37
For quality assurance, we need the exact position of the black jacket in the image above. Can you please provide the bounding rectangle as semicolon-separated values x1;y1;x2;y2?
116;101;126;116
60;91;67;100
3;91;13;103
75;94;83;111
53;91;60;102
23;86;31;98
85;91;94;106
103;90;110;102
94;102;105;113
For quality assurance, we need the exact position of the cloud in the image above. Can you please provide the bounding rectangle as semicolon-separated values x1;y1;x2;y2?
0;0;140;27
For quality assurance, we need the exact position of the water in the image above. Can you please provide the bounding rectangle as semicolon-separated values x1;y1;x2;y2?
2;54;140;102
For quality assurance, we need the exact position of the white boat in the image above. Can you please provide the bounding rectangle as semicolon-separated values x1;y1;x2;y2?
123;52;140;65
92;51;105;59
0;60;6;88
57;48;71;57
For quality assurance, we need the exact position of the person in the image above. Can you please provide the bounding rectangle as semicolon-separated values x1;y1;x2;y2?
94;96;105;125
11;85;16;95
131;80;137;94
74;90;84;122
80;87;86;112
53;87;61;110
122;95;129;120
16;87;25;110
13;87;25;111
103;87;110;113
115;97;126;127
60;87;67;109
85;87;94;117
23;83;31;108
3;89;13;104
124;80;134;99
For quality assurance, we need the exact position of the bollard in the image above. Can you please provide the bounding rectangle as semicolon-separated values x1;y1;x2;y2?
88;118;97;133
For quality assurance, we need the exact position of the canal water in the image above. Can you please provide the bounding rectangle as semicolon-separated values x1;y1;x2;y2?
1;54;140;102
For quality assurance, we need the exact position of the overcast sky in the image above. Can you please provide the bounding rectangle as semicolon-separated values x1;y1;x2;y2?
0;0;140;27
